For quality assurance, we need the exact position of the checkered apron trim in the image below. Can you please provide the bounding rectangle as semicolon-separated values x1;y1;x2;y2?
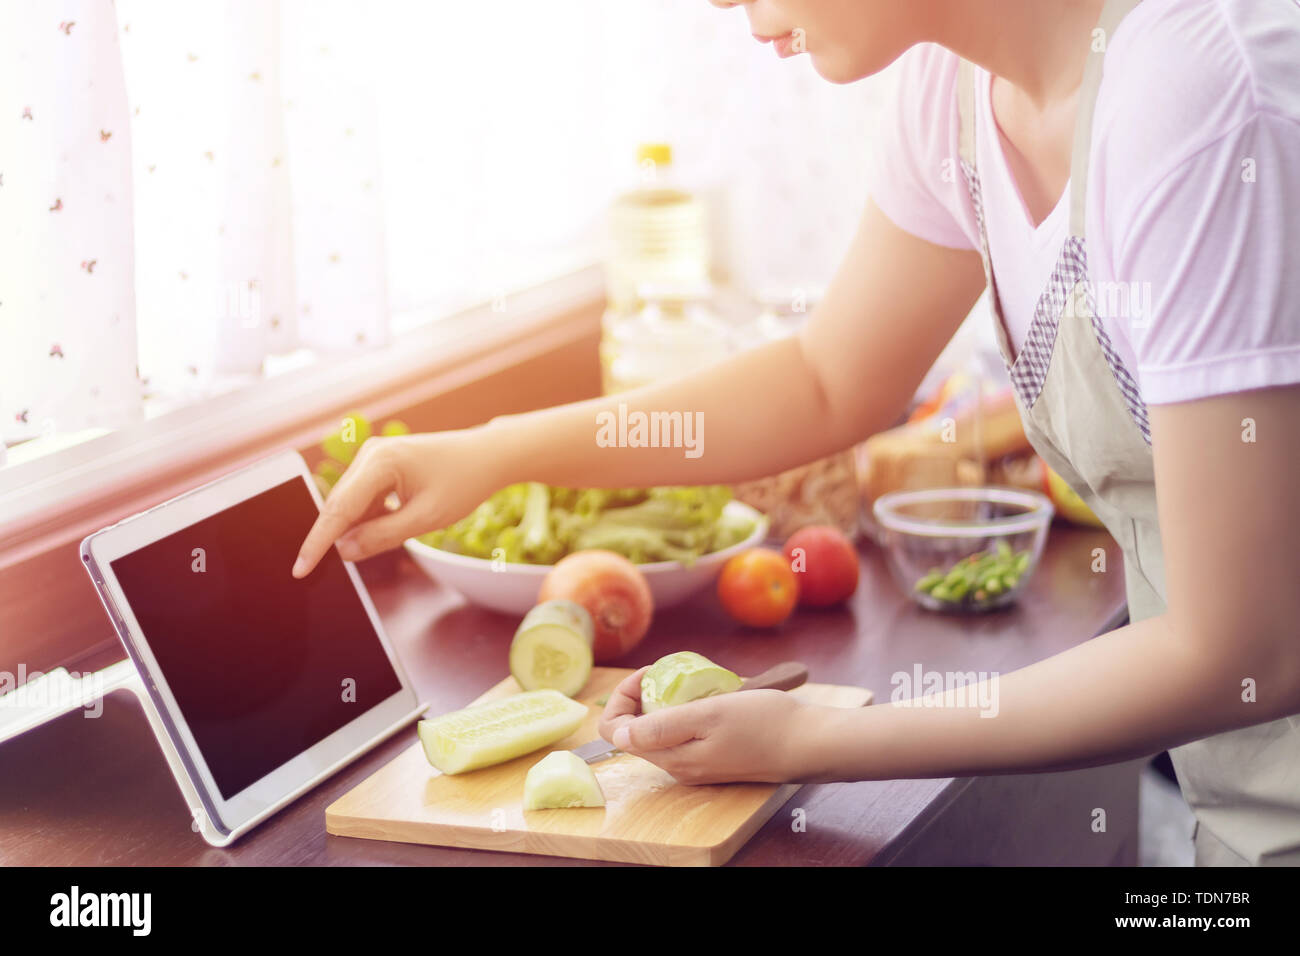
959;159;1152;445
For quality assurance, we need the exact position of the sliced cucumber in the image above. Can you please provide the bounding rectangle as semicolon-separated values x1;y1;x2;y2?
509;600;594;698
522;750;606;810
418;690;588;775
640;651;743;714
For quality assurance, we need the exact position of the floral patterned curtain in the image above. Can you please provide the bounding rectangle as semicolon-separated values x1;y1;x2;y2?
119;0;387;400
1;0;894;449
0;0;388;441
0;0;141;442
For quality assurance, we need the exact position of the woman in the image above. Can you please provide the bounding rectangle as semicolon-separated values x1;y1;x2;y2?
294;0;1300;866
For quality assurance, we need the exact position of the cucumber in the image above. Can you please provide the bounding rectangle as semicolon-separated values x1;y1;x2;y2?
640;651;743;714
509;600;594;698
522;750;606;810
417;690;588;775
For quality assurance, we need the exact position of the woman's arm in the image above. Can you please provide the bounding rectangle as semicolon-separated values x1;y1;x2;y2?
602;385;1300;784
294;203;985;573
485;202;986;487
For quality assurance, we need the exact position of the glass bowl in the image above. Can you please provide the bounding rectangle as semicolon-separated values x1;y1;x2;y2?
872;487;1053;613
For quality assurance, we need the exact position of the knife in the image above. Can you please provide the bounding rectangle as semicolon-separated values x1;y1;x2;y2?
573;661;811;765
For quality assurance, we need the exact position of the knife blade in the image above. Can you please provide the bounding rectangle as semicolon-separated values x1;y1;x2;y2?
575;661;810;764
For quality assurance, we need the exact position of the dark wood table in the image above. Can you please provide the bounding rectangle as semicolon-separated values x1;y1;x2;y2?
0;526;1137;866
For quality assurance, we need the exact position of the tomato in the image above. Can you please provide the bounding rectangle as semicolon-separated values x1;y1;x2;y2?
783;525;859;607
716;548;799;627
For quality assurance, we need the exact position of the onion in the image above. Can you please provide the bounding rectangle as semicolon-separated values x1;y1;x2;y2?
538;550;654;663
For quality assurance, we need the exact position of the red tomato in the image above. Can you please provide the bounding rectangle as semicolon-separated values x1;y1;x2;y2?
783;525;859;607
717;548;799;627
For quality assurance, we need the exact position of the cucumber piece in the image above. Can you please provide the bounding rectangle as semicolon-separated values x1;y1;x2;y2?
522;750;606;810
417;690;589;775
640;651;743;714
509;600;595;698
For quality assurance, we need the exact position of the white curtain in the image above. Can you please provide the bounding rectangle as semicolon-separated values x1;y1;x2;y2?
1;0;887;447
119;0;387;399
0;0;141;442
1;0;392;437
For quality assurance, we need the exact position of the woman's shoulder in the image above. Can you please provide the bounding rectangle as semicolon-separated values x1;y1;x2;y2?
866;43;981;252
1084;0;1300;407
878;43;965;166
1098;0;1300;145
1088;0;1300;241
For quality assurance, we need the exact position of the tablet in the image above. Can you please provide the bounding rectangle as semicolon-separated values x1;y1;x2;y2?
80;449;423;846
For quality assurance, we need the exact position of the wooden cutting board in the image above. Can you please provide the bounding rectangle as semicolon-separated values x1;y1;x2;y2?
325;667;873;866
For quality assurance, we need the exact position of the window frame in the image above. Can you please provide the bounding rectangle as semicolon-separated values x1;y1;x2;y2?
0;267;607;685
1;267;604;537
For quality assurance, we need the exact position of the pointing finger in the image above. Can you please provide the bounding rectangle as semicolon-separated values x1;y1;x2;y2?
293;449;394;577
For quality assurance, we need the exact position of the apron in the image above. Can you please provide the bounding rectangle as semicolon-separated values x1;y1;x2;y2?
955;0;1300;866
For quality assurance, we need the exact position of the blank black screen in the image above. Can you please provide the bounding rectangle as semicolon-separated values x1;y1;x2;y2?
110;477;403;800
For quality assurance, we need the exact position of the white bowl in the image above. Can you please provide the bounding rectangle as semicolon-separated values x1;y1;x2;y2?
402;501;769;615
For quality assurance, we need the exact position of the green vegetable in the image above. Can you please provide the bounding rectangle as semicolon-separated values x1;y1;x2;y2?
914;571;945;593
314;414;409;496
417;690;588;775
314;459;343;488
417;483;752;566
321;411;372;465
509;600;594;698
640;651;743;714
518;483;564;564
522;750;605;810
710;507;759;552
911;542;1035;610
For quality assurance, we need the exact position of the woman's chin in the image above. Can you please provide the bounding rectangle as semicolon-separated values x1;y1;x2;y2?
808;41;907;85
808;51;874;85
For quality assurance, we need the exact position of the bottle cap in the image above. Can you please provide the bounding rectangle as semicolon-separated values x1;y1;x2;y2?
636;143;673;167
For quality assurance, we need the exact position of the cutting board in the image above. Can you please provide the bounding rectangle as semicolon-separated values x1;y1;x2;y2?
326;667;873;866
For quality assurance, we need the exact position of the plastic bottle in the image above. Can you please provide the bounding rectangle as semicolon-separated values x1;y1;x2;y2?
604;143;710;316
601;281;733;395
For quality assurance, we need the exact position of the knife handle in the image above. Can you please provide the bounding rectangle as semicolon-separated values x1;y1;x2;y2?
739;661;809;693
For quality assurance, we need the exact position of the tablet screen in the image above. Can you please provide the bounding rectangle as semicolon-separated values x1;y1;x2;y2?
110;476;403;800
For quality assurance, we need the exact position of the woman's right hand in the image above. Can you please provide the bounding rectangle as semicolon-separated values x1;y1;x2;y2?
292;428;498;578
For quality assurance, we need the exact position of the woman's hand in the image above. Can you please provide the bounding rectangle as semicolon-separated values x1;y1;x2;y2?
293;429;498;578
598;667;819;785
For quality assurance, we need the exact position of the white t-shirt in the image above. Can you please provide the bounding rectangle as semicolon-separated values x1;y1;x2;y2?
868;0;1300;405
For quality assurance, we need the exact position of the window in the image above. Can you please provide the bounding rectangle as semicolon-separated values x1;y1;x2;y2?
1;0;887;477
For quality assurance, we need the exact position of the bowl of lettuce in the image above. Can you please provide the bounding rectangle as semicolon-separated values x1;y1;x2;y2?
403;484;767;614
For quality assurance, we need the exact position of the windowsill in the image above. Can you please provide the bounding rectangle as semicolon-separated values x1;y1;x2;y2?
0;265;607;682
0;265;605;547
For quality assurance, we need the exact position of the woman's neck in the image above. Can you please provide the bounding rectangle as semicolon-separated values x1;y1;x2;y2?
926;0;1108;108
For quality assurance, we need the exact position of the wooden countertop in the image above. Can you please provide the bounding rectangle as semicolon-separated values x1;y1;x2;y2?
0;526;1127;866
